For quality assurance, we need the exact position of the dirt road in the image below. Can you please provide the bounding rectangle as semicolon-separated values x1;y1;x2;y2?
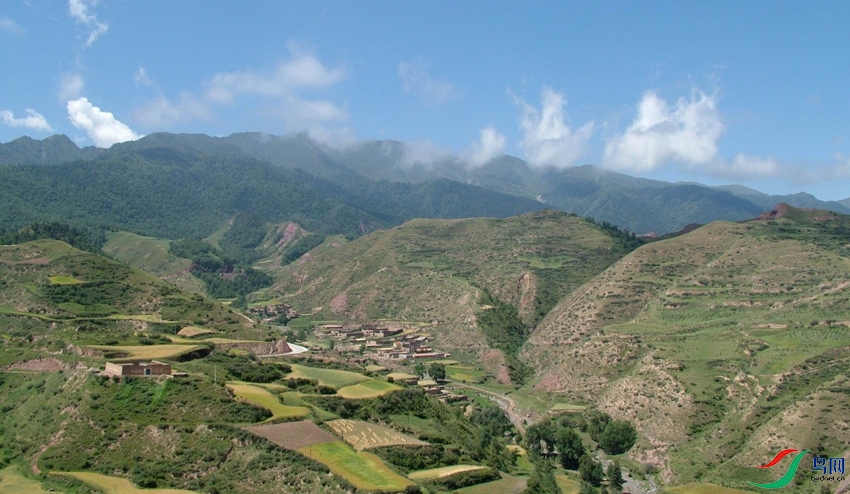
450;381;525;433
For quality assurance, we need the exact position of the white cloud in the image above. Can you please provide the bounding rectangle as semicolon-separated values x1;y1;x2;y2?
398;60;456;104
402;140;452;167
0;109;53;132
308;126;357;150
0;16;25;36
68;0;108;46
516;87;594;168
132;94;211;128
463;127;506;166
278;95;348;132
67;97;142;147
205;51;345;104
59;73;84;102
134;66;153;87
723;154;781;178
603;90;724;172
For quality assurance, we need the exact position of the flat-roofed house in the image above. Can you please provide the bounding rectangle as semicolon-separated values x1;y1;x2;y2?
104;360;172;377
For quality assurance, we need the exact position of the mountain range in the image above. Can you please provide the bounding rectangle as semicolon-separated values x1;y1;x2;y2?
2;132;849;237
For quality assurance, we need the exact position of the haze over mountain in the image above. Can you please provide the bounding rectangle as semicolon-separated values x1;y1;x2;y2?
2;132;848;237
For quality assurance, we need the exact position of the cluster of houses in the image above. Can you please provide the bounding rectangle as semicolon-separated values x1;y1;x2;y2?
388;372;468;404
318;323;450;360
248;303;299;322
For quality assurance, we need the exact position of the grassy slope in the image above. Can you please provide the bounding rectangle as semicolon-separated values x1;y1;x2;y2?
269;210;627;352
102;231;203;295
0;371;352;494
0;239;276;368
51;472;197;494
524;208;850;491
0;465;56;493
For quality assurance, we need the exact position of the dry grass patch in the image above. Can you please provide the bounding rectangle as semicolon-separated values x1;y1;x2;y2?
407;465;486;480
87;344;205;361
176;326;216;337
554;475;580;494
244;420;337;450
51;472;197;494
0;465;55;493
326;419;426;450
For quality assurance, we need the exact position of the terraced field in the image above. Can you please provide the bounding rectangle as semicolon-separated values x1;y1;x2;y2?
298;441;413;492
226;382;310;421
407;465;487;480
326;419;426;450
87;344;206;361
524;212;850;489
336;379;401;399
288;364;370;388
51;472;198;494
244;421;337;450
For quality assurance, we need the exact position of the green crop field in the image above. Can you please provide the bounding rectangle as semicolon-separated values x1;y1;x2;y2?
387;372;418;381
47;275;83;285
326;419;426;450
225;382;310;421
407;465;486;480
554;475;580;494
51;472;198;494
288;364;370;388
336;379;401;399
664;485;757;494
0;465;55;493
297;441;412;492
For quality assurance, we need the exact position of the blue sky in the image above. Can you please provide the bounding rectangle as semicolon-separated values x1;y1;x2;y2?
2;1;850;200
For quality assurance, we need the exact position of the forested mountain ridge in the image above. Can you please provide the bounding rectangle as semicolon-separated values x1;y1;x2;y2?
4;132;849;236
0;136;545;240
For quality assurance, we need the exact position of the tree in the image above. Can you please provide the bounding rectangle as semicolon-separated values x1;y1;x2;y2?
584;409;612;441
429;362;447;380
524;421;556;458
554;426;585;469
598;420;637;455
579;455;604;486
607;460;624;493
413;362;426;378
579;482;597;494
524;459;559;494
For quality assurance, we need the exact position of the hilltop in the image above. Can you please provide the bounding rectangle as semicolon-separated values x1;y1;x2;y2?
266;210;633;354
524;205;850;488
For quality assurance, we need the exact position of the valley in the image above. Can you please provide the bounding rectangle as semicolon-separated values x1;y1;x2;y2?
1;134;849;493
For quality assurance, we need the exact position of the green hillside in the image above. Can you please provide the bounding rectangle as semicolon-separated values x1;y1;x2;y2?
525;206;850;491
0;239;274;367
102;231;203;295
267;210;632;356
